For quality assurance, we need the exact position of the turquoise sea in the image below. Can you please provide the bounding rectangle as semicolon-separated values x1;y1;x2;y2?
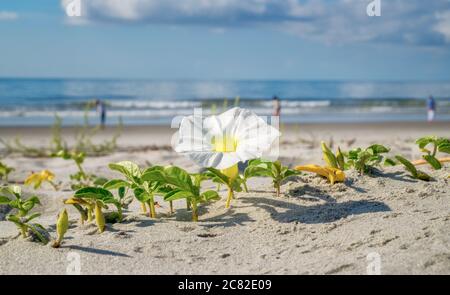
0;78;449;125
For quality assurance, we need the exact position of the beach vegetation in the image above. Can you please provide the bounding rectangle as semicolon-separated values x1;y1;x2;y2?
0;161;14;182
143;166;220;221
74;187;125;224
415;136;450;170
0;185;48;244
295;164;345;185
395;155;431;181
53;150;106;189
0;115;122;158
109;161;169;218
52;208;69;248
24;169;58;190
321;141;340;169
243;159;300;197
204;167;243;208
346;144;391;174
63;196;91;225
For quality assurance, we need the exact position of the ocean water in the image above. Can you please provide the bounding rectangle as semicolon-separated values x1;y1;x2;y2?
0;78;449;126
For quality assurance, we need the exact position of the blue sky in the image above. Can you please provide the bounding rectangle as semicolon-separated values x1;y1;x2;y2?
0;0;449;80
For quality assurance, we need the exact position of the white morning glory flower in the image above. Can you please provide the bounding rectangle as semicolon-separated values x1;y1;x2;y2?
174;107;281;179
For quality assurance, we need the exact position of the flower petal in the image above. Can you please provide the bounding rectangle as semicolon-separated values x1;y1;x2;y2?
188;151;242;170
174;107;281;169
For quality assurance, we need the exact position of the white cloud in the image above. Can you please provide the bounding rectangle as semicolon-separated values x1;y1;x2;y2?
0;11;18;21
60;0;450;46
434;11;450;42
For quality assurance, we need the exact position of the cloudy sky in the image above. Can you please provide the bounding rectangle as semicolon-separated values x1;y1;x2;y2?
0;0;449;80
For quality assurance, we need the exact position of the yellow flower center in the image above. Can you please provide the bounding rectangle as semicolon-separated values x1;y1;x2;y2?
212;135;239;180
212;135;238;152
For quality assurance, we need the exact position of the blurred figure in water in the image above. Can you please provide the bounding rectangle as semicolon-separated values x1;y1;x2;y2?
427;95;436;122
272;95;281;117
95;99;107;128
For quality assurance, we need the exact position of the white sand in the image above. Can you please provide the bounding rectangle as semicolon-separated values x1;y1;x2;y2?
0;123;449;274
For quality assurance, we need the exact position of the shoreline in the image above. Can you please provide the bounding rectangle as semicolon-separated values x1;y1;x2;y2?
1;121;448;147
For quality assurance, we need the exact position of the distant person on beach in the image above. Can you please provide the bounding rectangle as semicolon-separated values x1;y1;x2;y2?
95;99;107;128
272;96;281;117
427;95;436;122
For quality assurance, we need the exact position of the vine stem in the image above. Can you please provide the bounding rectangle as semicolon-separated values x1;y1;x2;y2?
76;162;87;180
143;187;156;218
192;201;198;222
20;226;27;238
49;180;58;191
147;200;156;218
169;201;174;215
243;181;249;193
186;200;191;211
141;202;147;214
225;188;234;209
87;206;93;222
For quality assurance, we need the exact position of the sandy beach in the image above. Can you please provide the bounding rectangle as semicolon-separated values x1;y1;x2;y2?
0;122;449;275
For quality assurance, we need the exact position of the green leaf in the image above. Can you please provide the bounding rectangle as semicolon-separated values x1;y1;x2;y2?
243;165;271;179
55;150;71;160
438;142;450;154
416;171;432;181
74;187;114;201
6;214;21;224
109;161;141;180
7;199;21;210
416;136;435;149
395;155;418;177
384;158;396;166
231;177;244;192
191;173;208;187
348;148;361;160
134;188;152;203
164;189;193;202
271;161;282;178
93;177;109;187
367;144;390;154
11;185;22;197
27;196;41;205
103;179;130;190
25;212;41;223
142;165;165;175
164;166;194;192
423;155;442;170
26;223;49;244
141;170;167;184
200;190;220;202
205;167;230;186
282;168;300;179
118;187;126;199
155;185;174;195
0;196;11;204
22;196;41;212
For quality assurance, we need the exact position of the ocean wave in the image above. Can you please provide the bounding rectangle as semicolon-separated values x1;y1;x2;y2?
0;105;445;119
108;100;203;109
